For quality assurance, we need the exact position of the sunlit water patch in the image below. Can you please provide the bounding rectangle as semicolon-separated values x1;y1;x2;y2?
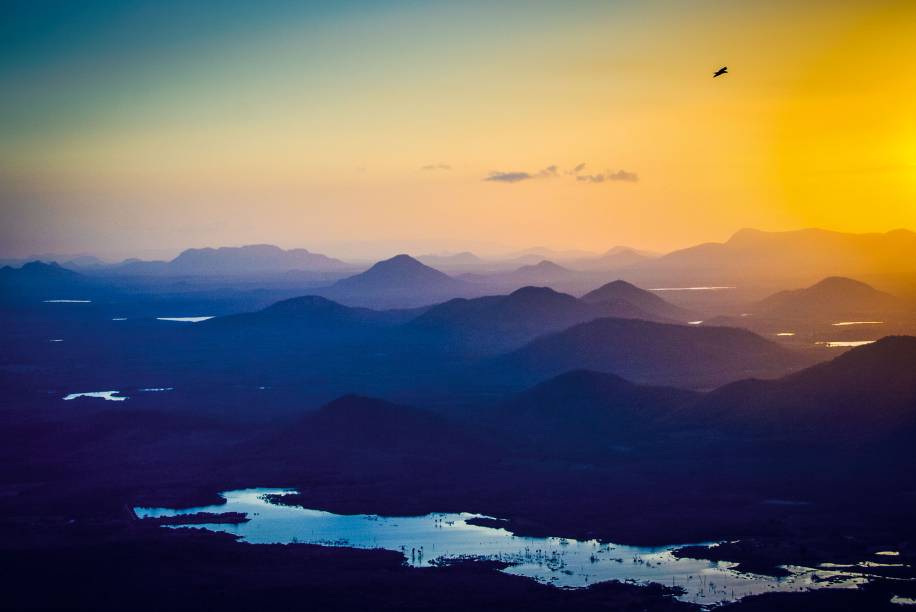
42;299;91;303
817;341;876;348
776;332;795;337
688;321;704;325
63;390;127;402
135;488;875;605
649;287;736;292
832;321;884;326
156;316;214;323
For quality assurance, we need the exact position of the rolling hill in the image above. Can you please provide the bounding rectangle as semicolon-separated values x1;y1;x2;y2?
581;280;693;322
494;317;809;389
405;286;669;354
754;276;908;321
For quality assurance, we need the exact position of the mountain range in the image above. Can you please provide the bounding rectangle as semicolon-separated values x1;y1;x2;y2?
405;285;677;355
754;276;908;320
314;254;477;308
626;227;916;287
107;244;352;276
494;317;808;389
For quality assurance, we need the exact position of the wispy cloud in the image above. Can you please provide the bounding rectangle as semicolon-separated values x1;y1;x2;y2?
421;163;452;171
484;165;558;183
574;169;639;183
484;171;533;183
485;163;637;184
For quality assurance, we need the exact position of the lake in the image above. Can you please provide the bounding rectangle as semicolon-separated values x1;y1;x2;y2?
817;340;877;348
63;390;127;401
135;488;872;605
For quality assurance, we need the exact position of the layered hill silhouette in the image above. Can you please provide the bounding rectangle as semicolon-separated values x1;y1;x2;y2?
628;227;916;285
109;244;351;276
316;254;476;308
754;276;907;321
201;295;419;334
581;280;694;322
405;286;667;355
568;247;655;271
494;317;808;389
683;335;916;446
0;261;97;304
457;260;577;289
416;251;485;272
488;370;699;456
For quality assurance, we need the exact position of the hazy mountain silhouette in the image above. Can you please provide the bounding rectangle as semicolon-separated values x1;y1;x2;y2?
111;244;350;276
252;395;490;466
416;251;485;271
502;246;598;265
489;370;699;456
317;254;475;308
569;247;655;271
496;317;808;389
406;286;670;355
202;295;419;332
684;335;916;445
0;261;95;304
629;228;916;285
508;260;574;283
754;276;907;320
1;260;79;281
581;280;694;322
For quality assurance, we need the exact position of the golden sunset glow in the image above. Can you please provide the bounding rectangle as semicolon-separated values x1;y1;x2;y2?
1;0;914;258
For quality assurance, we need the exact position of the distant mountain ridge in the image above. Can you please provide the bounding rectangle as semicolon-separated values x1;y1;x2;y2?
496;317;808;389
48;244;354;278
0;261;95;304
628;227;916;285
581;280;694;322
315;254;476;308
681;336;916;445
166;244;349;274
406;285;672;355
568;247;655;271
754;276;907;320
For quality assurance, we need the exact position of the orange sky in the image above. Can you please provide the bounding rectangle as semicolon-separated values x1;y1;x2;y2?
1;0;914;259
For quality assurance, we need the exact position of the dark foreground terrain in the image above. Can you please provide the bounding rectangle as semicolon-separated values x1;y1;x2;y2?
2;263;916;610
3;338;916;610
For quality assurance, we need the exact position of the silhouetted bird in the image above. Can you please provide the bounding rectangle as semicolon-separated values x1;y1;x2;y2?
713;66;728;78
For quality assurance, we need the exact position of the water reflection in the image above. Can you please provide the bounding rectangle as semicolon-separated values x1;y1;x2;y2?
832;321;884;327
156;316;214;323
817;341;876;348
63;391;127;402
649;287;736;292
42;299;91;303
135;488;872;605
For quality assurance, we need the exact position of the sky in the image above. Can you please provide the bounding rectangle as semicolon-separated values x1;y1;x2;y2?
1;0;915;260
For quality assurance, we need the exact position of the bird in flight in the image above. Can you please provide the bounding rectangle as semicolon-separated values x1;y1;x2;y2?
713;66;728;78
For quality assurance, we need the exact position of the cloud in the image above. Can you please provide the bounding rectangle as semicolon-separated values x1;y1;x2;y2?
538;165;558;177
484;163;637;184
484;165;557;183
575;169;639;183
484;171;533;183
421;163;452;171
608;169;638;182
